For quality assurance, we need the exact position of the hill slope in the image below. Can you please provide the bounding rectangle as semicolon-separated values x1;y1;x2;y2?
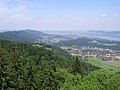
57;37;120;51
0;29;47;43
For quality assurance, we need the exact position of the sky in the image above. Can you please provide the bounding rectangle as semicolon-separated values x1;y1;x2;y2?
0;0;120;31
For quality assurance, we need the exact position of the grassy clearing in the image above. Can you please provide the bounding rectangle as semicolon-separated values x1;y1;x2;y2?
84;57;120;71
103;60;120;69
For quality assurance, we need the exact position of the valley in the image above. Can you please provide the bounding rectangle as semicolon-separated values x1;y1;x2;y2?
0;29;120;71
0;29;120;90
52;31;120;70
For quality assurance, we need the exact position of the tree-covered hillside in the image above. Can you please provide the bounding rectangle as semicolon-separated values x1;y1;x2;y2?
0;39;120;90
57;37;120;51
0;29;46;43
0;30;67;44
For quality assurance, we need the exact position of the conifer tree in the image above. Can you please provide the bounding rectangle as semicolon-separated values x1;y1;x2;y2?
0;49;10;90
9;45;25;89
24;56;37;90
71;56;86;76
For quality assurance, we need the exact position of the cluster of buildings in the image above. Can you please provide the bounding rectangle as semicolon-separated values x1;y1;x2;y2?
66;48;120;61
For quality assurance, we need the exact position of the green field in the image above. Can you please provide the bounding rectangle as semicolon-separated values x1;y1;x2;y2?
85;57;120;71
103;60;120;69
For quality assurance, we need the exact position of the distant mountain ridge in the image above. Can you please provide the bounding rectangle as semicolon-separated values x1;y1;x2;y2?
0;29;47;43
57;37;120;51
1;29;120;45
0;29;68;44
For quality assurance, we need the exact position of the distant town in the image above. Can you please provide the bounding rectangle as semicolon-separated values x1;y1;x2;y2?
63;47;120;61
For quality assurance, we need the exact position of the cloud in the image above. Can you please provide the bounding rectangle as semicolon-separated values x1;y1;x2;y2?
0;0;46;30
0;0;30;29
113;13;120;17
100;13;120;18
0;1;8;17
72;17;77;20
14;0;43;8
0;1;28;18
101;13;108;17
0;0;120;30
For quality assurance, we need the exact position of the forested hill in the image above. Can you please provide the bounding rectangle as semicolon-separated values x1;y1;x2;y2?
0;29;47;43
0;39;120;90
0;30;67;44
57;37;120;51
0;30;120;90
0;40;102;90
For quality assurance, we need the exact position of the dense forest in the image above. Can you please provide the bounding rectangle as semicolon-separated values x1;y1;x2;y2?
0;39;120;90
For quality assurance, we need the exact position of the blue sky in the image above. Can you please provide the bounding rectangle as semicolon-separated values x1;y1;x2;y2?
0;0;120;31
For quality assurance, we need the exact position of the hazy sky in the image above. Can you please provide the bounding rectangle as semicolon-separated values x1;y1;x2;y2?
0;0;120;31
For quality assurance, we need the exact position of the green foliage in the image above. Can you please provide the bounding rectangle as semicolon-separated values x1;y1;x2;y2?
0;39;120;90
57;69;81;90
0;39;71;90
80;69;120;90
23;56;37;90
59;69;120;90
71;57;86;76
0;48;10;90
58;37;120;51
0;30;45;43
35;60;64;90
71;56;100;76
85;57;120;70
